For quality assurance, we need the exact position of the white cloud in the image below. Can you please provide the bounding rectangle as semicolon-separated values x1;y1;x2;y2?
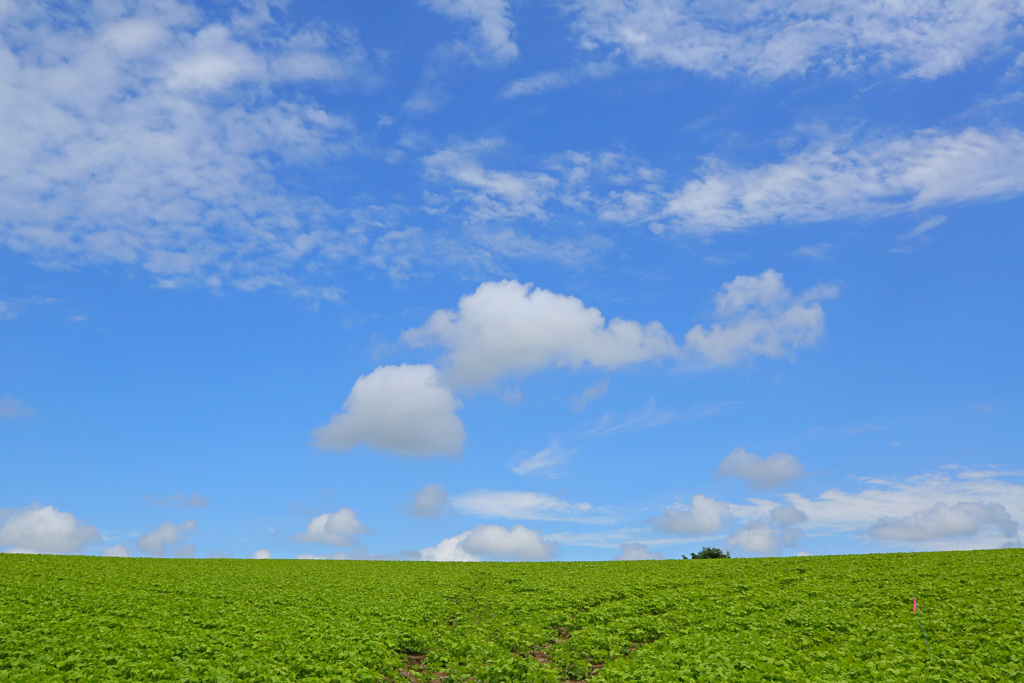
404;280;678;387
727;522;802;555
613;542;665;560
780;469;1024;550
137;520;198;557
683;270;837;366
0;505;100;554
0;396;35;418
664;128;1024;233
423;139;558;221
251;548;272;559
421;0;518;63
312;364;465;456
770;504;808;527
102;544;131;557
418;524;557;561
582;400;675;437
652;494;732;535
0;0;389;294
716;447;805;489
869;502;1019;542
792;243;832;261
418;530;481;561
463;524;558;560
511;440;569;477
145;493;209;508
175;543;197;558
899;215;947;240
422;141;664;229
565;0;1024;81
296;551;350;560
452;490;602;523
501;60;618;98
572;380;609;411
502;70;572;98
410;484;449;517
294;508;370;547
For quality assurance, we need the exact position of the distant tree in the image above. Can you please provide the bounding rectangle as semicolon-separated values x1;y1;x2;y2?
688;547;731;559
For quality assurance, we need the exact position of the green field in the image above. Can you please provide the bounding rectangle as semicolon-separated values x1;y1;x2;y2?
1;550;1021;682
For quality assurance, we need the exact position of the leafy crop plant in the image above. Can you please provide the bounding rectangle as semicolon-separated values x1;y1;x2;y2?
1;549;1021;681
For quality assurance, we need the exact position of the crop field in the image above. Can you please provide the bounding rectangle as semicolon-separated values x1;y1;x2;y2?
1;550;1021;682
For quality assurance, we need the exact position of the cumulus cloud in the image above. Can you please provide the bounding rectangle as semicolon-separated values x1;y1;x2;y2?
410;484;449;517
137;520;198;557
511;440;569;477
418;524;556;561
683;270;837;366
0;0;393;295
613;542;665;560
770;504;808;527
0;505;101;554
652;494;732;535
727;522;803;555
145;493;210;508
251;548;272;559
418;531;481;561
869;502;1020;542
102;544;131;557
466;524;558;560
0;396;35;419
294;508;370;547
313;364;465;456
404;280;678;387
566;0;1024;81
771;469;1024;550
716;447;805;489
421;0;518;63
452;490;601;522
296;551;350;560
665;128;1024;233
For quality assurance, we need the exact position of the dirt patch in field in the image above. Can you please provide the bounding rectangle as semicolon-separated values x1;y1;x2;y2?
396;653;450;682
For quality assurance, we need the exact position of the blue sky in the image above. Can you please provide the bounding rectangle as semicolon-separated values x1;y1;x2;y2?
1;0;1022;561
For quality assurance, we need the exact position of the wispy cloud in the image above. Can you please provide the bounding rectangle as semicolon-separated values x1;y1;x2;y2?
0;397;35;419
580;400;675;437
792;243;832;261
899;215;947;240
501;60;618;98
451;490;612;523
664;128;1024;233
512;440;571;477
565;0;1024;81
571;380;608;411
